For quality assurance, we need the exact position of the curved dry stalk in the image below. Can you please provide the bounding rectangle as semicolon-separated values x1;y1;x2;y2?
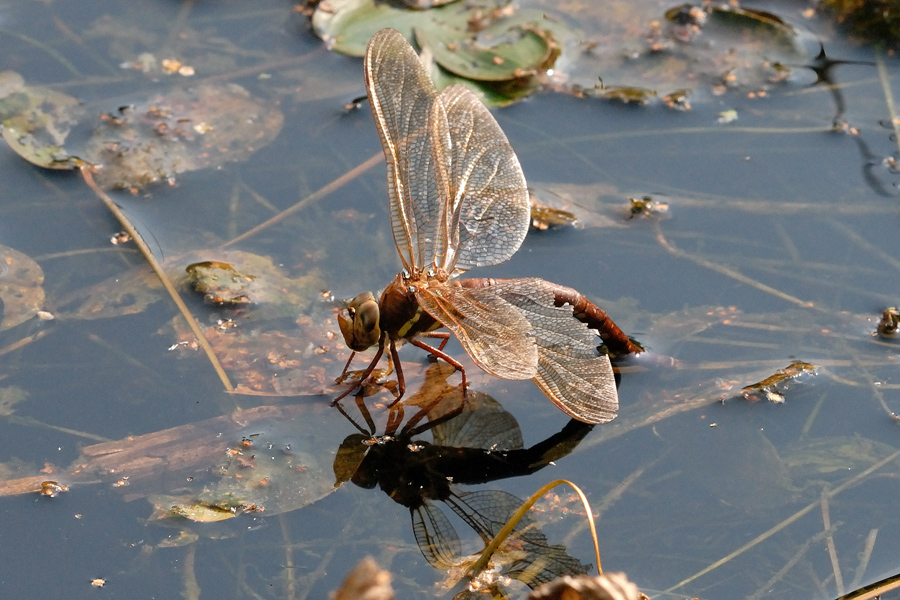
80;166;235;392
837;570;900;600
467;479;602;579
221;151;383;248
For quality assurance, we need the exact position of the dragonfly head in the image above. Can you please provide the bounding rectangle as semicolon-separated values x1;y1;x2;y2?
338;291;381;351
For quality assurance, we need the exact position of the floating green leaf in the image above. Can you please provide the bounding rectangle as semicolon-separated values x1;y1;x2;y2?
311;0;478;56
416;24;551;81
424;55;541;106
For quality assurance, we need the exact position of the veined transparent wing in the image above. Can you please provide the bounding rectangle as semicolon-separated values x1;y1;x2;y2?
364;29;530;276
458;278;619;424
416;284;539;380
364;28;449;272
437;85;530;276
411;500;463;570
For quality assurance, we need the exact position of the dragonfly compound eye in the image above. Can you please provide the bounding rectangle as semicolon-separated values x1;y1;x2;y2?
338;291;381;351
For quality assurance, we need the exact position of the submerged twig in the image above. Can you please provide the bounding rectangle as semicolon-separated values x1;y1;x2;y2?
279;513;297;600
850;529;878;591
0;27;81;76
848;349;898;420
665;446;900;593
222;151;383;248
182;543;200;600
0;329;52;358
7;415;113;442
80;166;235;392
746;526;837;600
821;489;844;596
653;221;820;311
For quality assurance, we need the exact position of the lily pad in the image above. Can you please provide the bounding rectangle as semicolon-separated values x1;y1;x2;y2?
311;0;482;56
423;50;541;106
415;24;552;81
0;245;46;331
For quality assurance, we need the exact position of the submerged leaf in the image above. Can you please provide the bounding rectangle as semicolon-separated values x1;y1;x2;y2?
0;386;28;418
187;261;257;306
150;495;242;522
83;83;283;189
587;85;657;104
741;361;817;403
0;73;84;170
527;182;631;230
529;193;577;230
0;245;46;331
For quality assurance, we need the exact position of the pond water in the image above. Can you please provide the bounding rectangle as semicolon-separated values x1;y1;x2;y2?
0;1;898;599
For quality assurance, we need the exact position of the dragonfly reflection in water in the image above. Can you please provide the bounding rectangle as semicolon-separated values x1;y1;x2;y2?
333;364;593;593
337;29;642;424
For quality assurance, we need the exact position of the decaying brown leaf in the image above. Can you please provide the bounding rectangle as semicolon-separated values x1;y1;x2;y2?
332;557;394;600
528;572;643;600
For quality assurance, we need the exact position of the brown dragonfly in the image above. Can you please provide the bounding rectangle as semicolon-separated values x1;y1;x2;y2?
336;29;641;424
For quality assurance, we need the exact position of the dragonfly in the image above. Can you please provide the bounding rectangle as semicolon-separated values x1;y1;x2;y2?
336;28;642;424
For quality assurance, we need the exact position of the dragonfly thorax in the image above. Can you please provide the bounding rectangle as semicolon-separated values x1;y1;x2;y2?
379;273;442;341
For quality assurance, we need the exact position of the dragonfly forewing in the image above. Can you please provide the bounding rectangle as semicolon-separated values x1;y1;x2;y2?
365;28;448;271
416;285;539;380
437;84;530;275
364;29;529;276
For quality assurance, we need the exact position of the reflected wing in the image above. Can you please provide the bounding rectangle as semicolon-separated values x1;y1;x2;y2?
446;490;590;586
411;501;463;570
416;285;538;380
461;278;619;424
436;85;530;275
364;28;449;272
364;30;530;275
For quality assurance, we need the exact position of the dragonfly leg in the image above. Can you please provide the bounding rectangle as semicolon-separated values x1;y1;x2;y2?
420;331;451;351
331;342;386;405
386;338;406;407
334;351;358;384
409;338;467;392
